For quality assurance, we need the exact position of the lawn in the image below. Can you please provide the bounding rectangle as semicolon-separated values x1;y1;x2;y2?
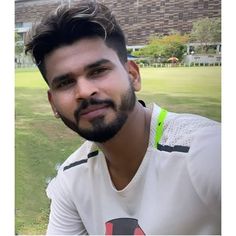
138;66;221;121
15;66;221;234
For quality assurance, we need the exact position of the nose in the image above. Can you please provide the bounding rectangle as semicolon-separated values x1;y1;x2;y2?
74;78;98;100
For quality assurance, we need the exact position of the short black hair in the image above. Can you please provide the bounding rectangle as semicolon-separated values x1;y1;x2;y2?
25;1;127;83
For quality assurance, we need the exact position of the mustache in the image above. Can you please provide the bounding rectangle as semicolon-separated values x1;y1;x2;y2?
74;98;116;121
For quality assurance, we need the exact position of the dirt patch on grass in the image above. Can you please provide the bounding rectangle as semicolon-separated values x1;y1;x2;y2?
32;119;79;141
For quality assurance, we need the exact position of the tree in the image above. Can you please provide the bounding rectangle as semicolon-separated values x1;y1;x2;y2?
211;18;221;43
190;17;221;53
132;33;189;62
15;32;24;55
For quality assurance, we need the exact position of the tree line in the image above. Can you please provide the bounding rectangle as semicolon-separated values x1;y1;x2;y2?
131;17;221;63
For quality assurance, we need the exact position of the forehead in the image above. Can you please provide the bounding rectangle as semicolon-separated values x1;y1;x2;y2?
44;37;121;81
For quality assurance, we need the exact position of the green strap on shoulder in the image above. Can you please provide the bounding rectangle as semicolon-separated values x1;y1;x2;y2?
155;108;168;148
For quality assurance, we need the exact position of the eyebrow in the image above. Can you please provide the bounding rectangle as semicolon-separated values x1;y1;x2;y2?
84;58;112;71
50;59;112;88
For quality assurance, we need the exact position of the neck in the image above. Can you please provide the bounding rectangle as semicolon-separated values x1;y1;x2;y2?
97;101;152;190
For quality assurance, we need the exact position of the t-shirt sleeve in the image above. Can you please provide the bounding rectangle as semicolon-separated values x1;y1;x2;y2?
46;173;88;235
187;125;221;216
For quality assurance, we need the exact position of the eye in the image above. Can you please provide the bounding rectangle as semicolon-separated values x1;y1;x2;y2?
89;67;110;78
56;78;75;89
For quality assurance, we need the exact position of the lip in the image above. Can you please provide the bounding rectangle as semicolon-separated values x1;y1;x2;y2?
79;104;110;120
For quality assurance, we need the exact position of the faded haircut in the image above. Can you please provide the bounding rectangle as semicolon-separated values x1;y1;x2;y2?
25;1;127;83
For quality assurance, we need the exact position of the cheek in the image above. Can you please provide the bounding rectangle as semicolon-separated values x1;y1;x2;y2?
51;93;76;117
99;73;131;99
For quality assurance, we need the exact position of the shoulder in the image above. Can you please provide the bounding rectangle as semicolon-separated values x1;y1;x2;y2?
46;141;99;199
186;125;221;214
60;141;99;172
157;107;221;213
162;110;220;149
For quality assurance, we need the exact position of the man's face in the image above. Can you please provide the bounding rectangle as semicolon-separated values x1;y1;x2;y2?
45;37;141;142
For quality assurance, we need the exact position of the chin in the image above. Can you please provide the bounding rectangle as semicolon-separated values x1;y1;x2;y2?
77;112;128;143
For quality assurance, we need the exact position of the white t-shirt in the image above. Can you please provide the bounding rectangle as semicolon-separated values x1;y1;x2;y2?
46;104;221;235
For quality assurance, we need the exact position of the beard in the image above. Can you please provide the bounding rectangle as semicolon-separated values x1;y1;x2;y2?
58;82;136;143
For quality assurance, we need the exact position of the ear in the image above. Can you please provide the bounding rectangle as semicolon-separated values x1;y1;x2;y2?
47;90;60;118
127;60;141;91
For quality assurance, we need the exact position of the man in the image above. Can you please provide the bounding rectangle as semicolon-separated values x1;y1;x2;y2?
25;1;221;235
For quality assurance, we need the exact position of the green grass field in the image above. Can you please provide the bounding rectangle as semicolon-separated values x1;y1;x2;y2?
15;66;221;234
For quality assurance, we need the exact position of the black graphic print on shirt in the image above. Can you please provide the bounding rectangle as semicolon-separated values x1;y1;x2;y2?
105;218;145;235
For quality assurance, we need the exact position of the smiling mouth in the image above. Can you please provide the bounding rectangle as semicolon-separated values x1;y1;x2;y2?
79;104;110;121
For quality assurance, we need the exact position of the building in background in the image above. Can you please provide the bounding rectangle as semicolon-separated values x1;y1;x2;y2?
15;0;221;46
